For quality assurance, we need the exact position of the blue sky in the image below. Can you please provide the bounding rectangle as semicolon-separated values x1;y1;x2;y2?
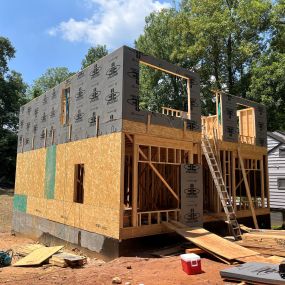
0;0;171;85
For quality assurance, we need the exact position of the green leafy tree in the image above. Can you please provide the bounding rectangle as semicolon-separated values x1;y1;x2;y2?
28;67;74;98
136;9;195;112
248;0;285;131
81;45;108;69
248;53;285;131
271;0;285;53
0;37;27;185
136;1;273;115
181;0;272;96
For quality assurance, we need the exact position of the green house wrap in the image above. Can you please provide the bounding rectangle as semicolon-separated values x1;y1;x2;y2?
45;145;56;199
13;194;27;212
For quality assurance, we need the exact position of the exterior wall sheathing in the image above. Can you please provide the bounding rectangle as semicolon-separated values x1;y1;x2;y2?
14;132;123;239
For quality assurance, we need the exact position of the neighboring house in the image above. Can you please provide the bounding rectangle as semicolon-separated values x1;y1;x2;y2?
267;131;285;211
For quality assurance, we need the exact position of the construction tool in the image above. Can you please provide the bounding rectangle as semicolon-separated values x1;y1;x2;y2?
201;131;242;240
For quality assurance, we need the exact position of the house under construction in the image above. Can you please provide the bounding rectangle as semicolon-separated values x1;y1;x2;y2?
13;46;269;258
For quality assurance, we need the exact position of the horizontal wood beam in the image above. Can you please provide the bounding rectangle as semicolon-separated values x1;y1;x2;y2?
140;60;189;80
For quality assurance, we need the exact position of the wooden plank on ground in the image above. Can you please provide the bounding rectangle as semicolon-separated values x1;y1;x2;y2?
188;243;235;265
13;246;63;266
163;223;258;261
236;255;284;264
237;243;285;257
16;244;45;256
239;224;252;233
240;232;285;256
185;248;205;255
185;242;237;264
151;246;183;257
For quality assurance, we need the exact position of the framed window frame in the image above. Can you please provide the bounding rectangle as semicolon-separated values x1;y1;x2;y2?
278;178;285;190
74;164;84;204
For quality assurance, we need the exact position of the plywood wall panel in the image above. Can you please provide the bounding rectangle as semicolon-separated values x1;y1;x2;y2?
122;120;201;143
14;148;46;197
17;132;122;239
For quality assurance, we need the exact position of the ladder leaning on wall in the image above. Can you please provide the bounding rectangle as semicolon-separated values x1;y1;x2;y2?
201;129;242;241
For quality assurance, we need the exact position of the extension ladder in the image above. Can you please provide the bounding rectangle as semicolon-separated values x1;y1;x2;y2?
201;132;242;240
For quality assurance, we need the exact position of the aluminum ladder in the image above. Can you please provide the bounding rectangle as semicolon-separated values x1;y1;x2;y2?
201;132;242;241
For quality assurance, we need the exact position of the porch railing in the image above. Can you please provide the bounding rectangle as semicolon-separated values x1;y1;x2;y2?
137;209;180;226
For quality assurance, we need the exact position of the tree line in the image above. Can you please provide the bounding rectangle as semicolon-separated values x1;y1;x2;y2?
0;0;284;185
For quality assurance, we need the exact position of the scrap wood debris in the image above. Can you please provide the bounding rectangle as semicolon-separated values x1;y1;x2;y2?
16;243;45;256
238;229;285;257
11;243;87;268
50;252;87;268
163;221;259;265
13;245;64;266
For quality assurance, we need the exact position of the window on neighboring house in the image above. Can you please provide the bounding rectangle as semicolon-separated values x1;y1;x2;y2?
74;164;84;203
279;147;285;157
278;178;285;190
61;87;70;125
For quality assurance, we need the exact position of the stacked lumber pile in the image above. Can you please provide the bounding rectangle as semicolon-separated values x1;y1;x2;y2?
49;252;87;268
240;230;285;257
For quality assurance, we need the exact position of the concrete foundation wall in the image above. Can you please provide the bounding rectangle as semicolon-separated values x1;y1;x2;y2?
12;210;120;259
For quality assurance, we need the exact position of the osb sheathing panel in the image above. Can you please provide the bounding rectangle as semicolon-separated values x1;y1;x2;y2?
123;120;201;143
23;132;122;239
238;108;255;138
219;141;267;156
15;148;46;197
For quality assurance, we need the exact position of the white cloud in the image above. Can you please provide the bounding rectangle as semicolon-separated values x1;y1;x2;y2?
48;0;171;48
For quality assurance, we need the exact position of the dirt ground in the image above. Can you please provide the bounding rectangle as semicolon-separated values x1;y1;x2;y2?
0;189;232;284
0;188;13;233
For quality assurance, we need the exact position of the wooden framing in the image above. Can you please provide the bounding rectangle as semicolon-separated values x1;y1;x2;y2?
60;87;70;125
139;59;192;120
16;111;268;241
187;78;191;120
131;135;138;227
237;107;256;144
125;132;198;228
15;47;269;245
140;60;189;80
74;164;84;204
121;107;268;238
238;148;259;229
161;107;183;118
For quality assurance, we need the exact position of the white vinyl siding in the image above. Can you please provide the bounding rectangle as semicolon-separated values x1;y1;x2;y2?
268;141;285;209
267;136;279;151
